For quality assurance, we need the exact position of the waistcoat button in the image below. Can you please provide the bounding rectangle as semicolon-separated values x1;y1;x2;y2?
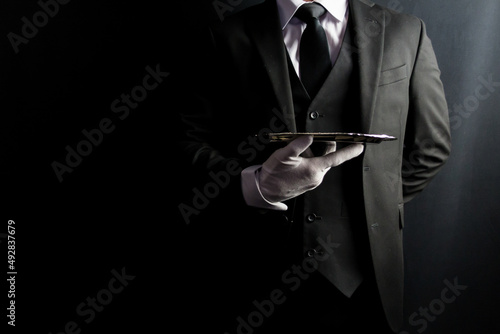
309;111;319;120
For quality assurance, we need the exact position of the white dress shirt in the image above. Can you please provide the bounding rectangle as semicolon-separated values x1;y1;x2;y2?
277;0;350;78
241;0;350;211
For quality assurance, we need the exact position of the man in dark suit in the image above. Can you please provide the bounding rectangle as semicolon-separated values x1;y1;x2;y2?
177;0;451;332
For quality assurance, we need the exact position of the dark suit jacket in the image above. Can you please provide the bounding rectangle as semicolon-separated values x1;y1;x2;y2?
179;0;451;331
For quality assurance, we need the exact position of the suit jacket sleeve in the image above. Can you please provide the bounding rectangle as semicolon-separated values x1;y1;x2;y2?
402;19;451;203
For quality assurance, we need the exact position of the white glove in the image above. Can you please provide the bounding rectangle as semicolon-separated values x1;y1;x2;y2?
258;135;364;203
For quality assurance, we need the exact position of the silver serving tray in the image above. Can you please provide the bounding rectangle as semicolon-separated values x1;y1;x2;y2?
266;132;397;144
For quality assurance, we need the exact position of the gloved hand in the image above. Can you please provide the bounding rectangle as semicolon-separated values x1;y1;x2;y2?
258;135;364;203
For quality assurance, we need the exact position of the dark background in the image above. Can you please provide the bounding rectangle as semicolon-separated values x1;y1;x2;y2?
2;0;499;333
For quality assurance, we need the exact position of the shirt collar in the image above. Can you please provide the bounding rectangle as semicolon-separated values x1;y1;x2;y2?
276;0;349;30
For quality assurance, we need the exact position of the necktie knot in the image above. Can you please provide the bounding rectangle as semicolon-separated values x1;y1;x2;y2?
294;3;327;24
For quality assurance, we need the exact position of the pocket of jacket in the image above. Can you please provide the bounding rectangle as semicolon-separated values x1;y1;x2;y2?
379;64;407;86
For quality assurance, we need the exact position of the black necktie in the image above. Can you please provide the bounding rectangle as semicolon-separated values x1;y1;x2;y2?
295;3;332;98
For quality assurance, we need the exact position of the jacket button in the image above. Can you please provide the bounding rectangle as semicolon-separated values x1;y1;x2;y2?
306;249;324;258
306;213;321;223
309;111;319;120
306;249;317;257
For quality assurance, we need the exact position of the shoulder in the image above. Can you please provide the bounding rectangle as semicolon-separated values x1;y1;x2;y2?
368;1;424;33
209;1;267;31
357;0;425;47
208;0;278;49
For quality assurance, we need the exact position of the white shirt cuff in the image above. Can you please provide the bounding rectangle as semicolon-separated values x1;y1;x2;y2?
241;165;288;211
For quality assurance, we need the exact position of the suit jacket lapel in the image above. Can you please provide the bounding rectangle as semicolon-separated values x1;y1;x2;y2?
349;0;385;134
246;0;296;132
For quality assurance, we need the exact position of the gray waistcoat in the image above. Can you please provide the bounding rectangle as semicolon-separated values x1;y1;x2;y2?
287;21;370;297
